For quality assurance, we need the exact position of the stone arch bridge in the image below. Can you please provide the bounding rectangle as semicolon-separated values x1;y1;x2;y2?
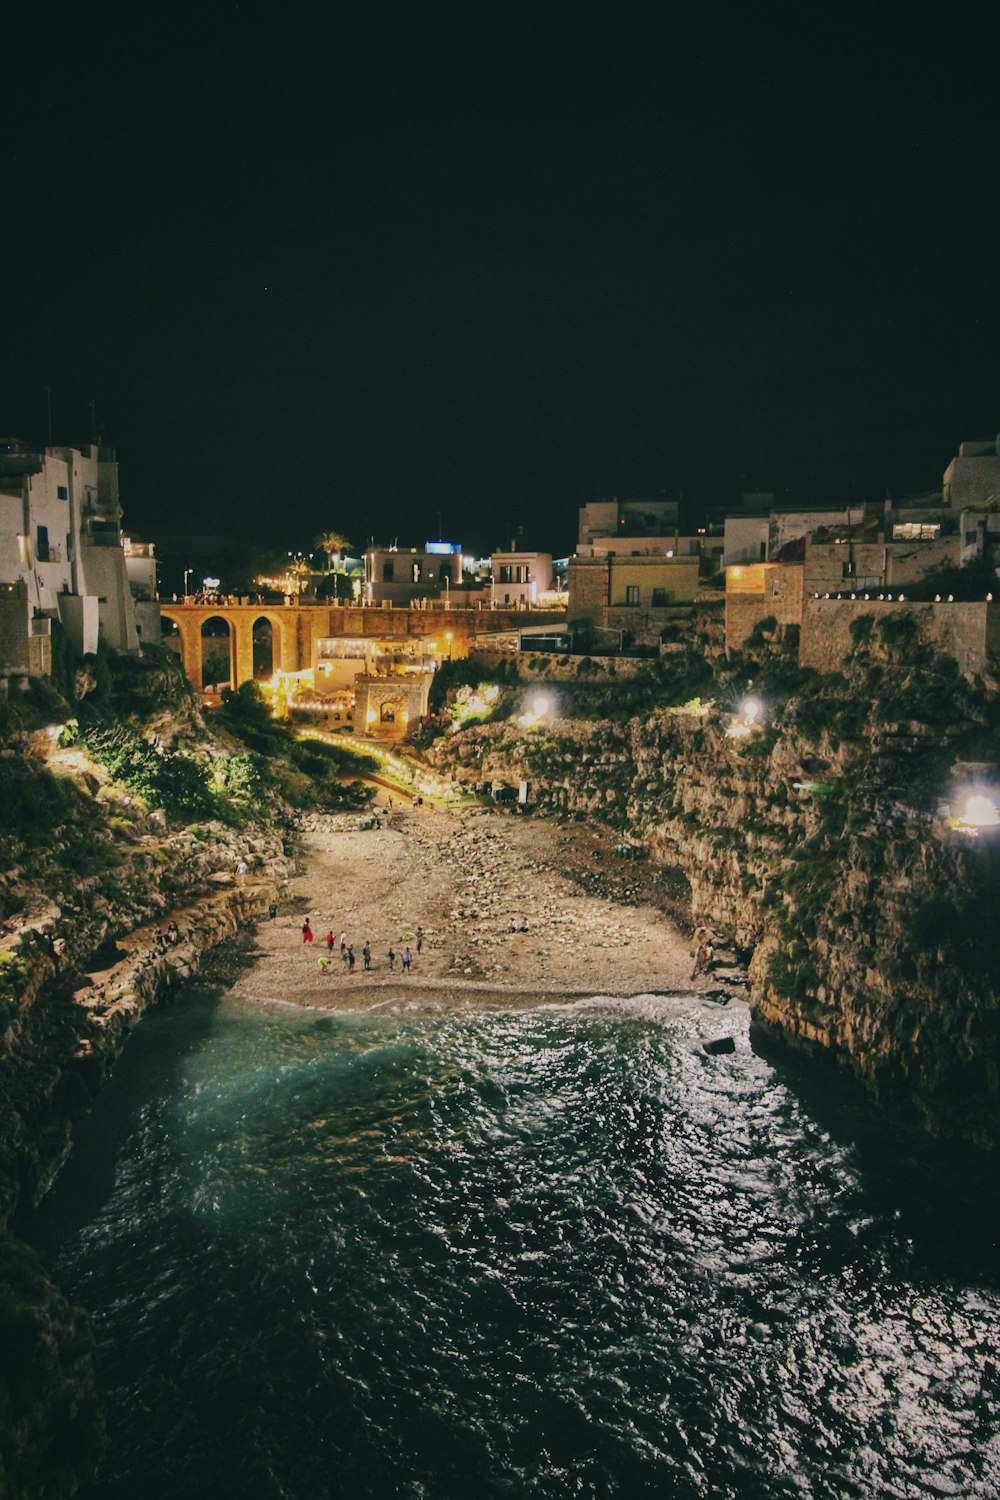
160;602;567;693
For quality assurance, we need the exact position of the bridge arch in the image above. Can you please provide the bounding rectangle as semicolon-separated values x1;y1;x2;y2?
251;613;282;678
160;609;202;690
200;615;235;692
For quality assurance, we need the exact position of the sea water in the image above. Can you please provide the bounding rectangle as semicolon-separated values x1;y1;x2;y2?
24;989;1000;1499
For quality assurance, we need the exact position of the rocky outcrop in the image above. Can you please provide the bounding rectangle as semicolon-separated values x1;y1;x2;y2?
0;744;294;1497
429;681;1000;1150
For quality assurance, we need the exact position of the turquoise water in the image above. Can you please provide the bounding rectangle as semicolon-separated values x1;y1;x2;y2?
25;989;1000;1499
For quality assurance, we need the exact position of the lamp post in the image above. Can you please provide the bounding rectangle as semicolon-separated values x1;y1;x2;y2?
183;568;192;600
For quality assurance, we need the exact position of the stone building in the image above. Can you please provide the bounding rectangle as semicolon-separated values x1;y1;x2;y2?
568;553;700;644
353;670;434;738
364;542;466;606
725;562;805;653
943;436;1000;510
577;497;680;556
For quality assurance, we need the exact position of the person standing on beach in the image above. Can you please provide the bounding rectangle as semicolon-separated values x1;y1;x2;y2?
235;858;248;886
325;931;335;954
388;944;396;971
348;944;356;972
416;927;423;954
363;940;371;970
402;944;412;973
339;932;347;959
302;919;313;944
691;940;713;979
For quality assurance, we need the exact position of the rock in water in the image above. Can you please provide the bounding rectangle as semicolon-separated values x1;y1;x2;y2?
702;1036;736;1056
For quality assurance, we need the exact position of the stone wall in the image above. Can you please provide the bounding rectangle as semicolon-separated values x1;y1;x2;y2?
0;586;31;674
799;598;998;678
725;565;804;652
566;558;610;624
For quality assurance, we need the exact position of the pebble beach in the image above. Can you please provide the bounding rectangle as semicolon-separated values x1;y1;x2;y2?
231;796;713;1010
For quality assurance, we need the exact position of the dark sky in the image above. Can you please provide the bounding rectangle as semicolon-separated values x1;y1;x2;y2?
4;3;998;559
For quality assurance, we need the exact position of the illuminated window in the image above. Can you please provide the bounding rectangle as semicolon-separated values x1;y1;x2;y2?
625;585;640;605
892;523;940;541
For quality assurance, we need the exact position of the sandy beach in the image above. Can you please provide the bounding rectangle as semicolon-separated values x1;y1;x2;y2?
231;794;728;1011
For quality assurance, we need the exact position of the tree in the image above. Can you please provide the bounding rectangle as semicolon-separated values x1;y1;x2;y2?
315;530;352;573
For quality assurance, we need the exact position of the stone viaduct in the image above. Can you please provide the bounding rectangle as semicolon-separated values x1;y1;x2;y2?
160;602;566;692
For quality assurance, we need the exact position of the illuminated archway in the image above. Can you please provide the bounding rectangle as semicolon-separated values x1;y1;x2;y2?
252;615;280;677
200;615;234;691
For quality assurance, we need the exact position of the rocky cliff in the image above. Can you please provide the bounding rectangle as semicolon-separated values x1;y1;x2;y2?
0;711;294;1497
428;639;1000;1151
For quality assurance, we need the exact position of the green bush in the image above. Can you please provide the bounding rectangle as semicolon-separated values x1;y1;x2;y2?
84;726;215;820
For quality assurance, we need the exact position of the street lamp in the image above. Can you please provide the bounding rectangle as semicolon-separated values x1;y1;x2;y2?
183;568;192;599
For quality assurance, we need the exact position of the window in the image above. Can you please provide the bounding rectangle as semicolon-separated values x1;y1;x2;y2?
651;588;668;606
36;525;50;562
382;561;394;582
625;584;640;605
57;485;68;500
892;522;940;541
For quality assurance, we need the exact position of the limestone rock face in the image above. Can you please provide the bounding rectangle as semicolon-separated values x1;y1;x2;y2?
430;701;1000;1150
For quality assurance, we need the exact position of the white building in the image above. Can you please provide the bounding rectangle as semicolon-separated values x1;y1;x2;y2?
489;550;552;607
0;438;150;676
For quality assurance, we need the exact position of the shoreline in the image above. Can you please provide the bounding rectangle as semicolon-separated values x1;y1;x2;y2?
228;798;744;1014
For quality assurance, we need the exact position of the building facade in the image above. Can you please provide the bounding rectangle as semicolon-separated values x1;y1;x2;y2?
489;550;553;607
0;438;151;678
364;542;465;606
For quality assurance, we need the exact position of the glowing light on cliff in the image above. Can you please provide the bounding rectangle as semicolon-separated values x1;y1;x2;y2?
961;794;999;829
727;696;764;739
518;692;553;729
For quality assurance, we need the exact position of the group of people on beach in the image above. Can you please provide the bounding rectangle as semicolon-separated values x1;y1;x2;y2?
299;917;424;976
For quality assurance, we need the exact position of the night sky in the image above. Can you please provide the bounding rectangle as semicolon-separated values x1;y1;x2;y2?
4;4;998;560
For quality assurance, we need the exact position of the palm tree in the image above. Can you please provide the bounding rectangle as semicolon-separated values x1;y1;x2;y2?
315;530;352;573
